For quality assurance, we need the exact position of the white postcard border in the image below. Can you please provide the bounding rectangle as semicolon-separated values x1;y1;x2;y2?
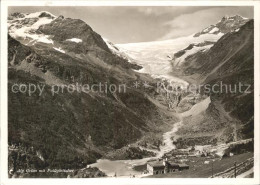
1;1;259;185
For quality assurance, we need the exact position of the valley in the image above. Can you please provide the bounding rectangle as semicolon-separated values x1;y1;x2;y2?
7;11;254;178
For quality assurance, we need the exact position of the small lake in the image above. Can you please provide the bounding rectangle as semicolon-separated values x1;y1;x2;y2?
90;120;183;177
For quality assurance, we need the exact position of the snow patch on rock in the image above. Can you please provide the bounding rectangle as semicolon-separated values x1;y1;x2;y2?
103;37;120;53
209;27;219;33
53;47;65;53
235;28;240;32
103;37;133;63
174;44;213;66
66;38;82;43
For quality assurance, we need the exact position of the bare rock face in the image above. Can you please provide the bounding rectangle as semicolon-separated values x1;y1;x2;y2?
38;12;55;18
8;12;25;20
38;17;110;52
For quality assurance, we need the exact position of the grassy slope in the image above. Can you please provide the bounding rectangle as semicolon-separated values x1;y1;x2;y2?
8;34;170;172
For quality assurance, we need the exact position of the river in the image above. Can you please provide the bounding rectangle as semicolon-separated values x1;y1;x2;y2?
89;65;192;177
89;36;217;177
90;40;197;177
90;117;185;177
89;95;212;177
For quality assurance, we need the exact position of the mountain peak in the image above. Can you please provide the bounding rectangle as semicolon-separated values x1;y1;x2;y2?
220;15;248;22
8;11;57;44
38;11;56;18
194;14;250;37
8;11;56;20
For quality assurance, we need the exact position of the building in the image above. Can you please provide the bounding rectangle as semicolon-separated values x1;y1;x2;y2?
178;163;189;170
147;159;189;175
147;160;166;175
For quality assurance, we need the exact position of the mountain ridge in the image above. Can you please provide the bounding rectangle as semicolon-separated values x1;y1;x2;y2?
193;15;249;37
8;12;174;177
172;20;254;146
7;11;254;178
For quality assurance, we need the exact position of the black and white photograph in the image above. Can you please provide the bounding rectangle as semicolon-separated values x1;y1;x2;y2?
1;1;260;184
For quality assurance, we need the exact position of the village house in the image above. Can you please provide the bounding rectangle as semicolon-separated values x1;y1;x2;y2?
147;159;189;175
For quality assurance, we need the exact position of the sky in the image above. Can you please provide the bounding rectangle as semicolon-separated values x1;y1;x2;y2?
8;6;253;44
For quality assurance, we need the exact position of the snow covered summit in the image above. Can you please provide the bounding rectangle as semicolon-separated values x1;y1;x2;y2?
194;15;249;37
8;11;57;45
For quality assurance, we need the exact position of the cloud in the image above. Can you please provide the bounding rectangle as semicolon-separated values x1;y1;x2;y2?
137;7;154;15
136;6;212;17
160;6;254;40
8;6;253;43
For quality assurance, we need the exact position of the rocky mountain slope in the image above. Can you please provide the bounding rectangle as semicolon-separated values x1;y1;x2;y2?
172;15;250;67
7;11;172;176
173;20;254;146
